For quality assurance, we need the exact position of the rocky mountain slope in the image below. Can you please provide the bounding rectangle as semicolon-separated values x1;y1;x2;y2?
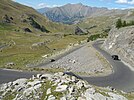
102;26;134;70
0;72;133;100
0;0;72;33
0;0;86;71
37;3;129;24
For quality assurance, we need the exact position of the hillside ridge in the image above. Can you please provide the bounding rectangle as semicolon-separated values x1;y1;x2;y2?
37;3;130;24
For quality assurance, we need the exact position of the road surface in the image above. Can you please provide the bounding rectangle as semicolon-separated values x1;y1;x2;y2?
82;40;134;92
0;69;36;84
0;40;134;92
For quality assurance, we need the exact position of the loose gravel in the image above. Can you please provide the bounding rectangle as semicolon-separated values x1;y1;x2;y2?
44;43;112;76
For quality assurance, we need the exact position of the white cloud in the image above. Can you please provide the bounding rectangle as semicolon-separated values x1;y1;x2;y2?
37;3;61;8
116;0;134;4
51;5;62;7
38;3;47;8
115;0;128;4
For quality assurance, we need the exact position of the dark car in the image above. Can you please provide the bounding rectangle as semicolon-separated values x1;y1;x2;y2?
50;59;55;62
111;55;119;60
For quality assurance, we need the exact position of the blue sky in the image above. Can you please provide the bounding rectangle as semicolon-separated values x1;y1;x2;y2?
13;0;134;9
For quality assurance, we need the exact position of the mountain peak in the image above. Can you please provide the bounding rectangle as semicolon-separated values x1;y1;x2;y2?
37;3;129;24
37;3;109;24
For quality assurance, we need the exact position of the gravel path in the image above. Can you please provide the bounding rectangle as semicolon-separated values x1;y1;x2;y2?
44;42;112;76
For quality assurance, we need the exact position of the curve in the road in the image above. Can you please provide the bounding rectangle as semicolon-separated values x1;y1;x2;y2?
82;40;134;92
0;40;134;92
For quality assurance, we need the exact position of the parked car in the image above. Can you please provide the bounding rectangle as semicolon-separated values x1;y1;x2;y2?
50;59;55;62
111;55;119;60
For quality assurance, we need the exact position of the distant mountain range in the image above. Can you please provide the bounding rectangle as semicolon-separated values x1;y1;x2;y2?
37;3;130;24
0;0;72;33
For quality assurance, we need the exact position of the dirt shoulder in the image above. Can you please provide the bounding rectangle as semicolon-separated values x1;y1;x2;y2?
43;42;112;77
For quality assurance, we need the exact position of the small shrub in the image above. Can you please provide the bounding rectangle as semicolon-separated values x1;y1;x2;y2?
116;18;134;29
116;18;122;29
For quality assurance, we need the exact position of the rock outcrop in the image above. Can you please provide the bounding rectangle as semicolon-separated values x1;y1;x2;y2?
23;28;32;33
0;72;129;100
75;26;88;35
2;14;13;23
103;26;134;69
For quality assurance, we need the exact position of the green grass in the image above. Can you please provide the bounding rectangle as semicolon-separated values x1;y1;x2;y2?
3;94;15;100
2;91;16;100
41;80;63;100
0;23;13;31
0;28;87;71
49;35;87;50
78;16;114;35
123;93;134;100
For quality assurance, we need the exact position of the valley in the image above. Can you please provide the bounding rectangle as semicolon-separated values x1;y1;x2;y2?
0;0;134;100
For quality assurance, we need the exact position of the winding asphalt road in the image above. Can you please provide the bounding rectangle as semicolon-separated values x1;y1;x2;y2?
0;40;134;92
0;69;36;84
82;40;134;92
